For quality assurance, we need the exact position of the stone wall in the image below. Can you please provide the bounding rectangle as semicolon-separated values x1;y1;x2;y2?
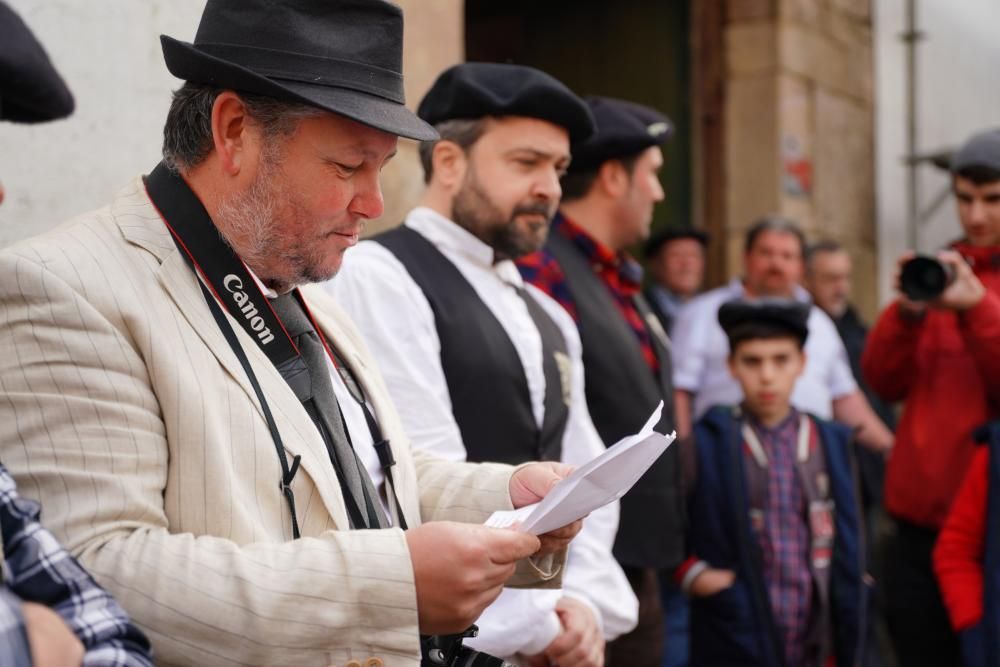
723;0;877;317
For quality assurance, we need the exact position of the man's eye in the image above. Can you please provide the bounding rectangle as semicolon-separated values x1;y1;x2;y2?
335;162;360;175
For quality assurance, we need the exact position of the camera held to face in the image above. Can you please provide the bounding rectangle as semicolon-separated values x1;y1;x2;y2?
899;255;957;301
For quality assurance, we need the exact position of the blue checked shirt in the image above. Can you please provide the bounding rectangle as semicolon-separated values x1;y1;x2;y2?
0;465;152;666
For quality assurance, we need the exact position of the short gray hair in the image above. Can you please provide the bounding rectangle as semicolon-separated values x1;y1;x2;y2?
805;239;846;272
744;214;806;257
161;82;323;172
417;118;490;184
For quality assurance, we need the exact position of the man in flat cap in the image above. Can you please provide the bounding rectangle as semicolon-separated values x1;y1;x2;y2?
0;4;154;665
517;96;684;667
679;298;870;666
0;3;586;665
864;127;1000;666
330;63;637;667
643;227;709;335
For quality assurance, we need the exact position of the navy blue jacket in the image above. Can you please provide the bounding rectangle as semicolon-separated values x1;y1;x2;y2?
688;406;871;666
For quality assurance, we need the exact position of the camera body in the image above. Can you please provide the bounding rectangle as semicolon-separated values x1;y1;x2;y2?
900;255;956;301
421;626;515;667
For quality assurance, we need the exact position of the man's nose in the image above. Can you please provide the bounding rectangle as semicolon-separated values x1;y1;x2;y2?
969;199;989;224
349;173;385;220
532;167;562;203
652;177;665;203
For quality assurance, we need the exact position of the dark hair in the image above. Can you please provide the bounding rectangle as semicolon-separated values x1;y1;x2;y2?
726;322;807;353
560;151;643;202
954;164;1000;186
162;82;322;172
744;214;806;257
804;239;845;272
418;118;490;183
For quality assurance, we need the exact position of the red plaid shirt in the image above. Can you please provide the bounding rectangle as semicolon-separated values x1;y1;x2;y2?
517;213;660;373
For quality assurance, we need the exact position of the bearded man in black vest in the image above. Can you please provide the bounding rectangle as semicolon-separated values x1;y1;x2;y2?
517;97;685;667
330;63;638;667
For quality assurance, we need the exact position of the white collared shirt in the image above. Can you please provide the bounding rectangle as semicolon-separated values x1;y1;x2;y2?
671;278;858;420
324;206;638;657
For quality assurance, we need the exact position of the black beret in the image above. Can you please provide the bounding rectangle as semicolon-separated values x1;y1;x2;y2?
417;62;595;142
0;1;74;123
568;96;673;173
951;128;1000;175
718;298;810;346
644;226;709;259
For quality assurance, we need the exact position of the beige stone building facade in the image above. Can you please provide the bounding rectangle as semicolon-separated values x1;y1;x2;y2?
0;0;877;314
381;0;878;317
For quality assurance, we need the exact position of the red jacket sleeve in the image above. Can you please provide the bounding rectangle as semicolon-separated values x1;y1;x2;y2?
958;290;1000;406
933;448;989;631
861;302;923;402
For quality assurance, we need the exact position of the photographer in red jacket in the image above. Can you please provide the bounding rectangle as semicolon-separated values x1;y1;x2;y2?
863;127;1000;667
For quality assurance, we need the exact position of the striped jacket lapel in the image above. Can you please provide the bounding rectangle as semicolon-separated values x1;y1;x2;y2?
115;180;351;528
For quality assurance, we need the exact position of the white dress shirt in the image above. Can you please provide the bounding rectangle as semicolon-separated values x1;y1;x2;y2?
671;278;858;420
325;207;638;657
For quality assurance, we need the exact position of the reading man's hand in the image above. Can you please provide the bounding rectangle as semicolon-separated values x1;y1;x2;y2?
406;521;541;635
509;461;583;555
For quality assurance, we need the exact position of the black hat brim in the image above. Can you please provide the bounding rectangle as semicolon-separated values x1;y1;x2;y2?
161;36;438;142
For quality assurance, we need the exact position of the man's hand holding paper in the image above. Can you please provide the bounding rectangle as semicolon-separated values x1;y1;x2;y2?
509;461;585;555
489;402;676;535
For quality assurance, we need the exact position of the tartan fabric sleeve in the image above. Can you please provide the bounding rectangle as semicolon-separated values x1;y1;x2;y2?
0;585;32;665
516;248;579;321
0;465;153;666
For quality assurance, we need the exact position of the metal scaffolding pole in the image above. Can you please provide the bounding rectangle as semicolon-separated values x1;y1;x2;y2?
903;0;923;250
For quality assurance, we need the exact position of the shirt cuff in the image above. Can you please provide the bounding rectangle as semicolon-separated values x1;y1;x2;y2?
518;609;564;656
678;559;710;596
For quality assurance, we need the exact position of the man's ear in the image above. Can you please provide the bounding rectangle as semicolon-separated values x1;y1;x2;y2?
430;140;469;194
211;91;254;177
597;159;629;198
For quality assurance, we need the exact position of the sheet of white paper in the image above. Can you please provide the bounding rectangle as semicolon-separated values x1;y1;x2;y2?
485;401;675;535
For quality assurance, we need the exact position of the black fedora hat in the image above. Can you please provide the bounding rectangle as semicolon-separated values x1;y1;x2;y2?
161;0;437;141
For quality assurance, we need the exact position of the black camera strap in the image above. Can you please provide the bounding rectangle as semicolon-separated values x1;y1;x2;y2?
144;162;408;533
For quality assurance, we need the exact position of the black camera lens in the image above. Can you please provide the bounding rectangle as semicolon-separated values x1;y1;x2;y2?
899;255;955;301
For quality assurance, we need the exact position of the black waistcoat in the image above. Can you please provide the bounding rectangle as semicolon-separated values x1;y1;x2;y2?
375;225;568;465
546;230;685;569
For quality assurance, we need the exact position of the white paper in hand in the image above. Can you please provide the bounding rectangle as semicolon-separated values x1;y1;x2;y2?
485;401;675;535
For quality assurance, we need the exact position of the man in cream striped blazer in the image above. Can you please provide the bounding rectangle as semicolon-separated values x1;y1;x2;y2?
0;1;583;665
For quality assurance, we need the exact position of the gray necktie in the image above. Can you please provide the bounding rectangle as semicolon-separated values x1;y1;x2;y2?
269;292;387;529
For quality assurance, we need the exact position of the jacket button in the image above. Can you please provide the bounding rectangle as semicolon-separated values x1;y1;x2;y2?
365;659;385;667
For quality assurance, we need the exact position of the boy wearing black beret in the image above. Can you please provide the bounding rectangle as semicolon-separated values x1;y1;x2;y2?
676;298;871;666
